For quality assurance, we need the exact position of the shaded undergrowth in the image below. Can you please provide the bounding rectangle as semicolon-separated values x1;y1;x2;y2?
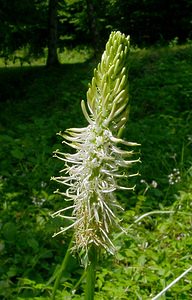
0;44;191;299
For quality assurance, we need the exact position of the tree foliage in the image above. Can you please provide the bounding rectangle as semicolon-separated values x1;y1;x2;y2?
0;0;48;58
0;0;192;61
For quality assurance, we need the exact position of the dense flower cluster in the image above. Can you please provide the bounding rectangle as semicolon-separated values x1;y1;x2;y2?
168;168;181;185
51;31;140;255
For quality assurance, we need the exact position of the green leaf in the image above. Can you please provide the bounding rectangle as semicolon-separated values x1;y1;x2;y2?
27;238;39;251
2;222;17;242
11;149;24;159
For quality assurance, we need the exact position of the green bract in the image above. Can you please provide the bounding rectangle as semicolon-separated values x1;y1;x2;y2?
85;31;130;134
51;31;140;257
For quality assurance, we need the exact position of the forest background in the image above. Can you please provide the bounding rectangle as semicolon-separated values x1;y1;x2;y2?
0;0;192;65
0;0;192;299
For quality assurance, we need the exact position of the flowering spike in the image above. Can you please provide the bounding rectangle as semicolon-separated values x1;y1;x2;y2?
52;31;140;258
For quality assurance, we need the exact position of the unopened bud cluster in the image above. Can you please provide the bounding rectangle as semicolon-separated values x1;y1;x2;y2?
51;32;140;256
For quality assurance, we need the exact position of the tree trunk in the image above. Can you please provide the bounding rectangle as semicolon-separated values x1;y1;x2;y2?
86;0;101;57
46;0;59;67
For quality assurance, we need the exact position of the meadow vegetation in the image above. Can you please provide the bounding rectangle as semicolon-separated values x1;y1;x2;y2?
0;43;192;299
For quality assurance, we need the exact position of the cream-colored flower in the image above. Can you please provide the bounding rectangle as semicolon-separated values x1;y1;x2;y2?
51;31;140;255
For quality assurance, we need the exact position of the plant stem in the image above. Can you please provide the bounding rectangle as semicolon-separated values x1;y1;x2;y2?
52;236;73;300
72;270;86;294
84;245;97;300
152;265;192;300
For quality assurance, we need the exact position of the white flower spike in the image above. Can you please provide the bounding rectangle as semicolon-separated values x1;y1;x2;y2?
52;31;140;256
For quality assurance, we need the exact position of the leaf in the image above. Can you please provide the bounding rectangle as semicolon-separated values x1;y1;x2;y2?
138;254;146;266
7;266;18;278
27;238;39;251
11;149;24;160
2;222;17;242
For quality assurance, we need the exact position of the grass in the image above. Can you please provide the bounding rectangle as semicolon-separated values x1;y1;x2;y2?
0;43;192;299
0;46;94;67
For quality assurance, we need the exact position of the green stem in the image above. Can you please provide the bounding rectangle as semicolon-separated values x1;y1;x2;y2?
72;270;86;294
52;236;73;300
84;245;97;300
